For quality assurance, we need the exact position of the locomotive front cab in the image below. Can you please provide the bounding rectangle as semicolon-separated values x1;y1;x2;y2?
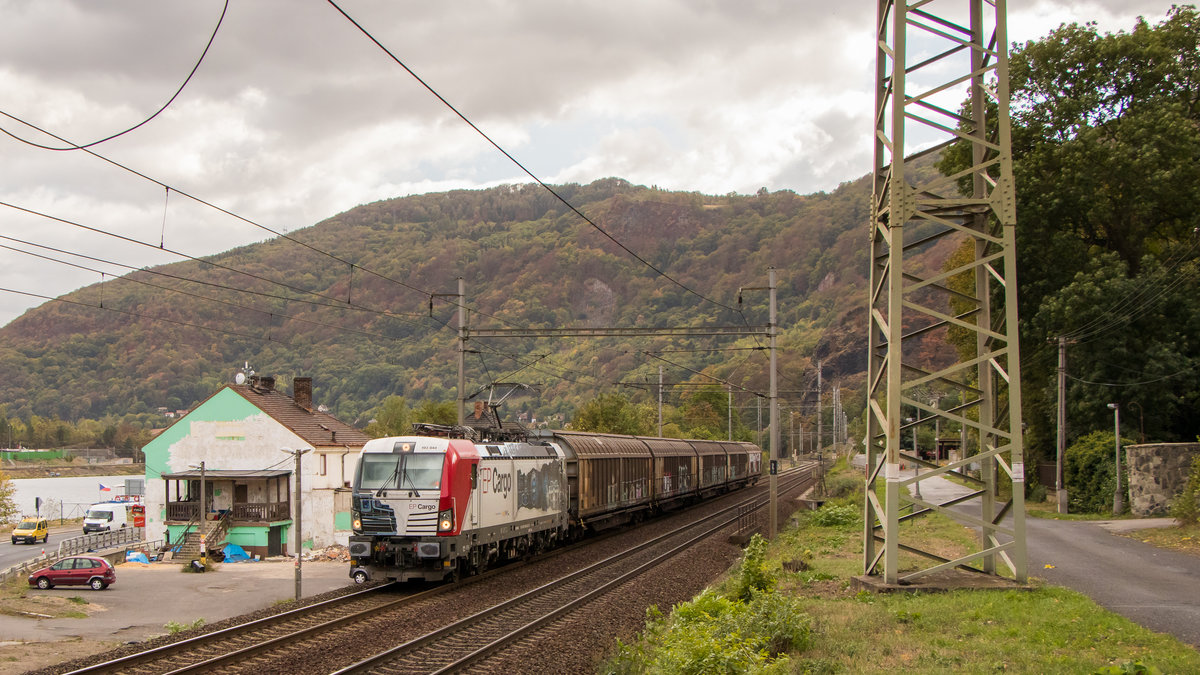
349;436;479;583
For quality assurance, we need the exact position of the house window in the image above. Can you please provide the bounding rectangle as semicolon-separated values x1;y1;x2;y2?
319;453;327;476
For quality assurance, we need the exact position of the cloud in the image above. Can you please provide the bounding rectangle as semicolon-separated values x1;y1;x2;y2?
0;0;1181;326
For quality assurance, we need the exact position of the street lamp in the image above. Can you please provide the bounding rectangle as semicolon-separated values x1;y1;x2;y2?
1107;404;1123;515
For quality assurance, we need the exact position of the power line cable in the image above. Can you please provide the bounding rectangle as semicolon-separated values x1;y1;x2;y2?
0;199;429;324
2;103;533;332
0;109;496;322
1062;238;1200;343
0;243;423;344
1065;363;1198;387
0;232;430;327
0;286;288;345
324;0;742;316
0;0;230;152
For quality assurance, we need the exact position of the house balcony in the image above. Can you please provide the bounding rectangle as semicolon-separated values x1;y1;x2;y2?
165;500;291;524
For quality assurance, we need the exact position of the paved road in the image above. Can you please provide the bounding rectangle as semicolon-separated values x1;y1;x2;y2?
0;523;79;571
919;474;1200;647
0;558;353;644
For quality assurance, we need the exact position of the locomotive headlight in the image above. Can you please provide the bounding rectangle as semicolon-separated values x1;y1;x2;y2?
437;508;454;532
351;510;362;532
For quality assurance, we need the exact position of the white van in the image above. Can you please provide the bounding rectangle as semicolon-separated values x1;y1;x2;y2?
82;503;130;534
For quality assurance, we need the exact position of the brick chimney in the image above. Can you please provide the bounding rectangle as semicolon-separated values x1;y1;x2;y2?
293;377;313;411
259;375;276;391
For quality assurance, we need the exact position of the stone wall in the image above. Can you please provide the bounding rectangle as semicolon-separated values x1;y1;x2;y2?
1126;443;1200;516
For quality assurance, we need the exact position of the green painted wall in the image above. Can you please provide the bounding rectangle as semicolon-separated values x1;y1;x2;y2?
141;387;264;481
166;524;292;550
334;512;352;530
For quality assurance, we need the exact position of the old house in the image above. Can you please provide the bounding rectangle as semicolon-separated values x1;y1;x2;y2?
141;375;370;559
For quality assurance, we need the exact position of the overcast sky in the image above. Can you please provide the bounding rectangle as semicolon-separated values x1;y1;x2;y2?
0;0;1178;328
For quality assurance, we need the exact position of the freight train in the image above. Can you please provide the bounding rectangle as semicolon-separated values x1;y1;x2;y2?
347;427;762;583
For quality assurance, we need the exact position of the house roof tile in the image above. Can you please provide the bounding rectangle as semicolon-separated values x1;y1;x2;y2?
228;383;371;449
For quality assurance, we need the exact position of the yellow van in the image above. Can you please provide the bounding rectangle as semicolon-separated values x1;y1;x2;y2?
11;517;49;545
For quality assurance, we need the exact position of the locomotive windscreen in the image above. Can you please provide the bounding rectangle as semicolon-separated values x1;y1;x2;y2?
357;453;444;493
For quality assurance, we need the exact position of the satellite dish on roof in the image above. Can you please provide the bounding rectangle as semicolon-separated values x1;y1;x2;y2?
235;372;247;385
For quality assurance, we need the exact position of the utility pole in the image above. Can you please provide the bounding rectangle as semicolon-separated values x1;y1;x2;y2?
769;267;779;538
432;280;467;426
457;277;466;426
932;394;943;461
281;446;312;602
728;385;733;441
658;366;664;437
756;395;762;449
1056;336;1070;513
1108;404;1123;515
790;412;795;458
199;461;206;529
816;360;824;454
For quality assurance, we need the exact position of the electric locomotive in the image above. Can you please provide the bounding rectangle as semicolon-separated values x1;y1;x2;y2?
348;434;568;583
348;425;763;584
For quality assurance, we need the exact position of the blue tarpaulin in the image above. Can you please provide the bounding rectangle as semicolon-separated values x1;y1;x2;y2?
125;551;149;563
221;543;255;562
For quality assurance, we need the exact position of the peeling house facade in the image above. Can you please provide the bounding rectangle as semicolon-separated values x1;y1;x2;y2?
141;376;369;559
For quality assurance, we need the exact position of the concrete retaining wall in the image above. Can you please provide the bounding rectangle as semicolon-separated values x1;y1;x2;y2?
1126;443;1200;516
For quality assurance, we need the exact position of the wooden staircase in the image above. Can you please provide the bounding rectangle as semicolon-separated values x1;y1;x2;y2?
167;513;231;562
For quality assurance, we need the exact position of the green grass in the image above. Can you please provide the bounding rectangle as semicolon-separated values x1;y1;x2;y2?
604;464;1200;674
164;617;205;634
1026;499;1135;521
1118;523;1200;556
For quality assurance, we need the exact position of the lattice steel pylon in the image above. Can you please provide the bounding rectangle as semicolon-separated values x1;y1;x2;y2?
864;0;1026;585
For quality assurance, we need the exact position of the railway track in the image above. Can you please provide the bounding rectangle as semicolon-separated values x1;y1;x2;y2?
68;464;817;674
335;466;817;674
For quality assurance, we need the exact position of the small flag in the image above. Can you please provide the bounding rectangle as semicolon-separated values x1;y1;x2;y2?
99;483;111;492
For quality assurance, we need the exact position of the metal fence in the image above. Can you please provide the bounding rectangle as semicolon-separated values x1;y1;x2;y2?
0;528;151;584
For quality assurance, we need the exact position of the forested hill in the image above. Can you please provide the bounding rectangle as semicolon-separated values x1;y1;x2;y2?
0;171;953;428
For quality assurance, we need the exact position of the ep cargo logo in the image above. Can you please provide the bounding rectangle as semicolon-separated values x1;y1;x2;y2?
480;466;512;497
408;502;437;511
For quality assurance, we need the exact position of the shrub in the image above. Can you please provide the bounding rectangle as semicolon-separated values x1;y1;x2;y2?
1064;430;1131;514
822;475;861;500
729;534;775;601
1170;456;1200;525
738;591;813;655
809;504;859;527
612;589;809;674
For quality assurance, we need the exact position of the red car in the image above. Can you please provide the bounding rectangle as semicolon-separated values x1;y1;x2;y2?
28;556;116;590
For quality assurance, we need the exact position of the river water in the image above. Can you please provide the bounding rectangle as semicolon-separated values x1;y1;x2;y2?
8;475;142;521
